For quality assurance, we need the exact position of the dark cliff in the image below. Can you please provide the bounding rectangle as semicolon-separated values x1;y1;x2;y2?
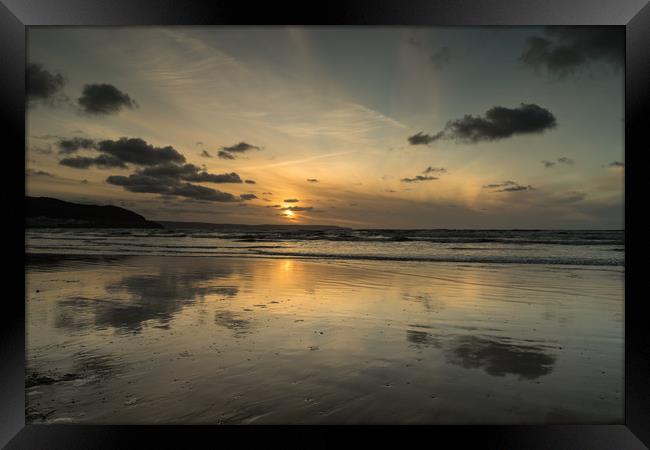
26;197;162;228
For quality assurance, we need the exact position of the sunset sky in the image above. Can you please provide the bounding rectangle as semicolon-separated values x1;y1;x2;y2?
26;26;624;228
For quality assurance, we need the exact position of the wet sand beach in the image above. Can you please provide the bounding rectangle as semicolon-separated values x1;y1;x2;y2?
25;254;623;424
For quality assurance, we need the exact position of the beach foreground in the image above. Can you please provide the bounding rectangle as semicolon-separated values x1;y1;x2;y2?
26;254;623;424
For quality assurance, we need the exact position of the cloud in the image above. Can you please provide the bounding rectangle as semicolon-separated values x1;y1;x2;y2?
217;150;235;160
407;131;444;146
557;156;574;165
60;155;128;169
541;160;556;168
107;175;239;202
25;169;54;177
483;181;517;189
423;166;447;174
401;166;446;183
137;163;242;183
284;198;299;203
239;194;257;200
104;155;246;202
609;161;624;167
430;47;451;69
97;138;185;166
409;104;557;146
244;179;256;184
281;206;313;211
306;178;319;183
401;175;438;183
77;83;137;115
483;180;535;192
520;27;623;77
218;142;261;159
498;185;535;192
57;137;97;154
200;150;212;158
26;63;66;106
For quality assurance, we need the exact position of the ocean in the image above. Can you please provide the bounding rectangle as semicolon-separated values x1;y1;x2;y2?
26;228;624;266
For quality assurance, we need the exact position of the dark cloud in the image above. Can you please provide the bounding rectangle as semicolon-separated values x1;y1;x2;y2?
97;138;185;167
483;180;535;192
239;194;257;200
541;160;556;168
409;104;557;146
107;175;238;202
138;164;242;184
281;206;313;212
217;142;261;159
498;185;535;192
306;179;319;183
26;63;66;105
401;175;438;183
60;155;128;169
423;166;447;174
58;137;186;169
407;131;444;146
221;142;260;153
262;192;273;195
609;161;624;167
105;160;244;202
284;198;299;203
57;137;97;154
431;47;451;69
483;181;517;189
25;169;54;177
244;179;256;184
78;83;137;115
200;150;212;158
520;27;623;77
217;150;235;160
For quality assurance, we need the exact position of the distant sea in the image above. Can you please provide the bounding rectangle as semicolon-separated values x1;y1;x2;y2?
26;228;624;266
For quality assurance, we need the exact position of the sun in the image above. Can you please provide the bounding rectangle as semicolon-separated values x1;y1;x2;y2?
284;210;295;219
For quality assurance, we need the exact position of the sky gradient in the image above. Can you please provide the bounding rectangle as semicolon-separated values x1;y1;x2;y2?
26;26;624;229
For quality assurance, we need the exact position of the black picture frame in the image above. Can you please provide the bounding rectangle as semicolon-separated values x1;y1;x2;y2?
2;0;648;448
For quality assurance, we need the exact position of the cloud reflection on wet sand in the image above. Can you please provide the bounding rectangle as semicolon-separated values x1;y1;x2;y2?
26;255;623;424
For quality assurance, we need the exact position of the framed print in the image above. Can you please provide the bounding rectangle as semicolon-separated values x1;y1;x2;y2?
1;0;649;448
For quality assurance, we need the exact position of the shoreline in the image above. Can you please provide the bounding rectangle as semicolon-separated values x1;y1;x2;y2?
25;251;625;268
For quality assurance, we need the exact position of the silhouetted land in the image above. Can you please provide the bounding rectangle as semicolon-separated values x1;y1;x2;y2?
26;197;162;228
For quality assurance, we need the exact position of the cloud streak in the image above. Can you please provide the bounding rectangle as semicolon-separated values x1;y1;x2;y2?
483;180;535;192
